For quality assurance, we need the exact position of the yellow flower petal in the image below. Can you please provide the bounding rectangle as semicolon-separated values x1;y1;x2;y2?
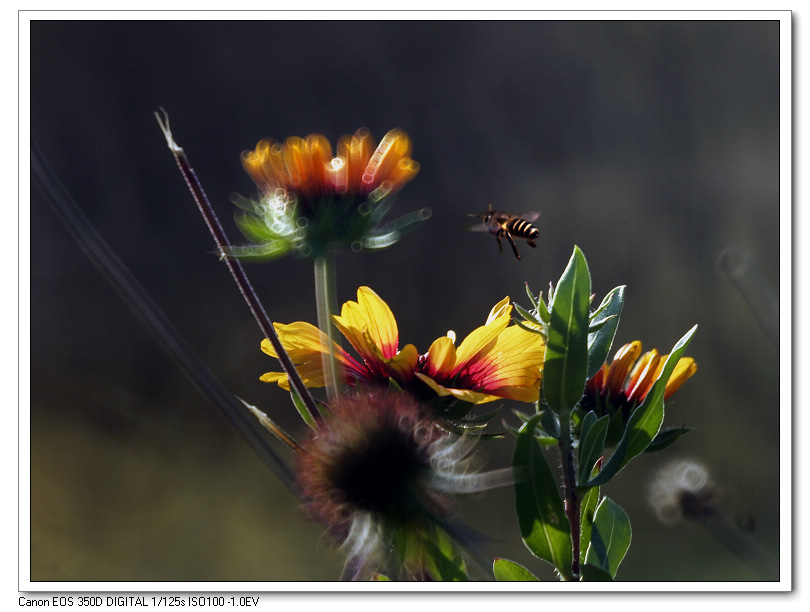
333;286;401;367
485;296;512;324
260;321;328;358
418;298;544;404
385;343;419;382
453;307;511;370
422;335;457;378
259;321;363;390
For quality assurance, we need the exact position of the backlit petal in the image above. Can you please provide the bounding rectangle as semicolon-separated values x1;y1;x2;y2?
333;287;401;368
664;357;697;399
259;321;367;390
485;296;512;324
606;341;642;397
625;351;662;404
452;310;511;372
422;335;457;378
385;344;419;382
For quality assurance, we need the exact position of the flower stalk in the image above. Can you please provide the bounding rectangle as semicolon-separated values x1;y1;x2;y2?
557;413;581;580
313;252;343;401
155;109;321;424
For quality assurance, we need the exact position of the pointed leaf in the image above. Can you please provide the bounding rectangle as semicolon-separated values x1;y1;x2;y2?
544;246;591;414
587;286;625;379
580;564;614;581
524;282;540;311
579;409;596;434
513;414;574;580
290;388;318;429
584;497;631;579
423;527;469;581
579;485;600;567
539;409;560;440
524;283;550;324
645;425;693;452
493;558;541;581
577;413;609;483
513;301;544;329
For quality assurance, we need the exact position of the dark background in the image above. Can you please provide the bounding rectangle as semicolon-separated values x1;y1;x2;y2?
29;19;781;582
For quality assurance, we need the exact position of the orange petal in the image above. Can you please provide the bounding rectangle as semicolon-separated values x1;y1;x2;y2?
665;357;697;399
625;351;662;404
606;341;642;396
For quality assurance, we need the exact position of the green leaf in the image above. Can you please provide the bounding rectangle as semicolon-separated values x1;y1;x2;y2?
582;325;698;488
513;414;574;580
493;558;541;581
422;526;468;581
508;410;558;444
524;282;540;311
524;283;550;325
580;564;613;581
372;574;391;581
579;410;597;441
513;301;544;329
544;246;591;414
290;388;318;429
645;425;693;452
587;286;625;379
539;409;560;440
579;485;600;567
584;497;631;579
604;409;626;448
577;413;609;483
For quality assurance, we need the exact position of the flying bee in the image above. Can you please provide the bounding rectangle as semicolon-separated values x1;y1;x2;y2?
469;204;541;260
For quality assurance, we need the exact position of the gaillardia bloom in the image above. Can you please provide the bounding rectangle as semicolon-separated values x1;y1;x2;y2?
296;391;513;580
260;286;545;407
233;128;430;259
582;340;697;421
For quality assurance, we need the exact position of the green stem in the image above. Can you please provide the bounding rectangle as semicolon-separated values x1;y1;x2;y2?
314;251;343;401
558;411;581;580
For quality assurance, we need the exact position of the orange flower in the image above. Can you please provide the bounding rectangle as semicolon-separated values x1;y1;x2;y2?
242;128;419;209
584;341;697;417
235;129;425;259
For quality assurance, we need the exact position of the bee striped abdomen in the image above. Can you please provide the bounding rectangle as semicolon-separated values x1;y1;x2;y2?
505;218;539;240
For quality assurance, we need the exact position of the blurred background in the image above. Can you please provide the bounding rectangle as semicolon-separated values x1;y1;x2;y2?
28;19;782;582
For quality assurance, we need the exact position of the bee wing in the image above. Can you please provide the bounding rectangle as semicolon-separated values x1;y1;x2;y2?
468;221;491;232
520;211;542;222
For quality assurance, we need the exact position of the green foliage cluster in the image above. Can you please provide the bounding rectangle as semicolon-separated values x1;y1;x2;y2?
499;246;697;581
